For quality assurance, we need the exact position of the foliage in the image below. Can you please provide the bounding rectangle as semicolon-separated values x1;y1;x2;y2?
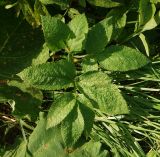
0;0;160;156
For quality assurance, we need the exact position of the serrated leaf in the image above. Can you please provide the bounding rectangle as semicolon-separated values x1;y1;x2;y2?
77;94;94;110
18;60;76;90
77;71;129;115
67;14;88;52
47;93;76;129
0;8;44;79
97;45;150;71
85;22;107;54
0;85;41;120
107;8;127;40
86;0;124;8
78;101;95;136
61;105;84;146
41;16;75;51
85;9;126;54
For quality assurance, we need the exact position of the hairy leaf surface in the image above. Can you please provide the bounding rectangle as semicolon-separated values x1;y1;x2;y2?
47;93;76;129
97;45;150;71
18;60;76;90
41;16;74;51
85;9;126;54
61;105;84;146
67;14;88;52
82;57;98;73
77;71;129;115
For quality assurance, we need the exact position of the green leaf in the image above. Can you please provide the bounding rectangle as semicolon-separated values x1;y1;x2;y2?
67;14;88;52
8;80;43;101
86;0;124;8
78;102;95;136
0;8;44;79
97;45;150;71
39;0;70;7
138;0;156;27
0;85;42;120
32;43;50;65
61;105;84;146
141;11;160;32
47;93;76;129
85;9;126;54
70;140;109;157
13;141;28;157
18;60;76;90
147;149;159;157
34;0;50;27
41;16;75;51
13;113;66;157
77;94;94;110
150;0;160;3
18;0;40;27
106;8;127;40
82;57;98;73
77;71;129;115
28;113;65;157
139;33;150;56
85;22;107;54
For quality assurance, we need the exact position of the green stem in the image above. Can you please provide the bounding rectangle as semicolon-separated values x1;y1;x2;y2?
19;119;27;142
118;85;160;92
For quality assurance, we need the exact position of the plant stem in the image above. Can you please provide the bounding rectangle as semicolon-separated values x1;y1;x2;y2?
118;85;160;92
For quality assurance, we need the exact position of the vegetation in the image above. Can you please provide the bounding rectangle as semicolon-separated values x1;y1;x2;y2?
0;0;160;156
